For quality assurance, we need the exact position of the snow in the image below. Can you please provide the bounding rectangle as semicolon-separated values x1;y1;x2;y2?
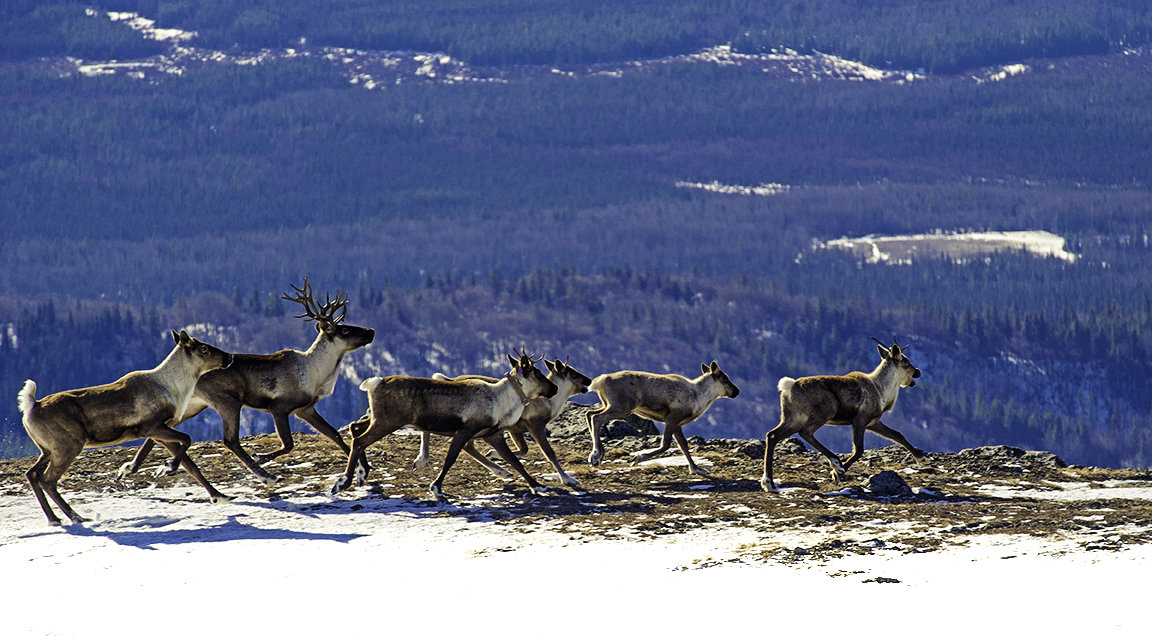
979;480;1152;502
95;10;197;43
675;180;791;196
979;63;1031;83
819;230;1078;264
2;475;1149;634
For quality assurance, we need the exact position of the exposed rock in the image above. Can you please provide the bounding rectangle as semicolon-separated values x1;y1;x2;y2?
864;444;922;464
866;470;914;497
957;445;1026;464
547;403;658;439
956;445;1066;469
547;404;595;438
1023;450;1067;468
775;437;808;456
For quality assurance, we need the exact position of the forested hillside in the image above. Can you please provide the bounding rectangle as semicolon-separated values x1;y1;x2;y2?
2;1;1151;468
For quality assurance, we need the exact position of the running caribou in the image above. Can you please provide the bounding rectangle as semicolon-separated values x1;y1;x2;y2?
336;349;558;499
586;361;740;476
19;330;234;525
761;338;926;493
407;357;593;486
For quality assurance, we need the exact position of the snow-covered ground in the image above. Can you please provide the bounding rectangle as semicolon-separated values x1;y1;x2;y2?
2;477;1149;635
54;9;952;90
817;230;1078;264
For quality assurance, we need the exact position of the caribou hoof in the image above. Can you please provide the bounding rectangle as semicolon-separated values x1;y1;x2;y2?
255;472;281;485
428;485;446;501
760;478;779;494
331;476;349;495
353;462;367;487
560;473;581;487
210;493;235;504
153;461;179;478
116;462;135;479
588;450;604;467
413;457;429;470
690;466;711;477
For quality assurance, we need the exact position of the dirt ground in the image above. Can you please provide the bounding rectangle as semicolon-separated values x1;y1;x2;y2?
5;423;1152;562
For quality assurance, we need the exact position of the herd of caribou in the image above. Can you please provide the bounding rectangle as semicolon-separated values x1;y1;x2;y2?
17;279;926;526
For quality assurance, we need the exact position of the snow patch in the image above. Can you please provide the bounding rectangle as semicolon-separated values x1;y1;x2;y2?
675;180;791;196
816;230;1078;265
978;63;1031;83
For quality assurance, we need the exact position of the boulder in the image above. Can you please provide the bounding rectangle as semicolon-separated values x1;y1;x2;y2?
866;470;913;497
547;403;658;439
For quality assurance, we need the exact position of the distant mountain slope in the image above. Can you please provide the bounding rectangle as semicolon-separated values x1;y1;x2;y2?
6;1;1149;71
3;1;1151;473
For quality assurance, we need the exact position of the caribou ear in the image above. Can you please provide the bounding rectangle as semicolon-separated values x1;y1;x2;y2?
877;344;891;359
171;330;180;344
710;361;720;373
544;359;556;373
507;354;518;367
702;363;710;375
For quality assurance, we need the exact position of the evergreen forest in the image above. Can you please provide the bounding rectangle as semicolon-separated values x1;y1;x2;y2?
3;0;1152;469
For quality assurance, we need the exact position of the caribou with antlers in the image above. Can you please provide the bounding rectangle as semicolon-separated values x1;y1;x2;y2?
19;330;234;525
761;338;925;493
335;349;558;499
119;278;375;484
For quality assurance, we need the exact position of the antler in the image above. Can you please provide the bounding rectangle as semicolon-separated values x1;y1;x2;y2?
282;277;348;324
318;290;349;324
511;347;545;364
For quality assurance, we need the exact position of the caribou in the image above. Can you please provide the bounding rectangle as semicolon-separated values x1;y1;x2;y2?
761;338;925;493
407;358;593;487
118;278;375;484
586;361;740;476
18;330;234;525
335;350;558;499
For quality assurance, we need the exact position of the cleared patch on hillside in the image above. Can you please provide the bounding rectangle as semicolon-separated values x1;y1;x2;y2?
815;230;1078;264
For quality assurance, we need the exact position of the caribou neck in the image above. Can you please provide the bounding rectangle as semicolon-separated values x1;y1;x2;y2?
868;360;903;411
692;372;725;402
146;344;208;422
505;370;531;405
152;343;204;394
302;330;349;366
299;331;349;396
545;375;578;417
489;375;531;426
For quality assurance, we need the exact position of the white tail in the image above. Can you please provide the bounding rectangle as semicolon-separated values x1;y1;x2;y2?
777;377;796;394
17;379;37;417
360;377;382;392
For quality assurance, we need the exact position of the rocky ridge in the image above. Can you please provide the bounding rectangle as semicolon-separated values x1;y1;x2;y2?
3;403;1150;564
